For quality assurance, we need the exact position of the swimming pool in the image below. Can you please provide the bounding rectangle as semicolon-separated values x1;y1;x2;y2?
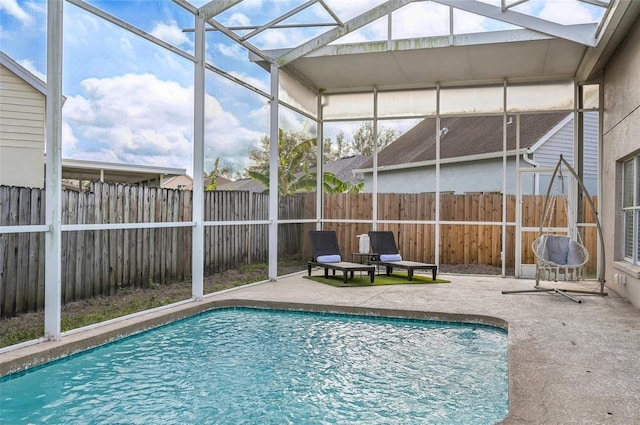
0;308;508;424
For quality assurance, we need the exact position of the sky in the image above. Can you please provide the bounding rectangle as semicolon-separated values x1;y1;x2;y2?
0;0;607;177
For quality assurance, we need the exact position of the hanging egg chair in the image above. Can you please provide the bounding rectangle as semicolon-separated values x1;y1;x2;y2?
504;154;606;303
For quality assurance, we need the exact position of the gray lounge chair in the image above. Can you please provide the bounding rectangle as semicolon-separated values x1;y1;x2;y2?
368;231;437;281
308;230;375;283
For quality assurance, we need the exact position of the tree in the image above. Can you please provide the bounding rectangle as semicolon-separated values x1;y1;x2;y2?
351;121;397;156
205;157;232;191
248;129;317;195
247;129;359;194
323;132;348;162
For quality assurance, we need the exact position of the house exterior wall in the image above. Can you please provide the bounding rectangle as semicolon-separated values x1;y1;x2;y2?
0;64;45;188
533;113;598;195
162;174;193;190
364;157;535;194
602;17;640;308
364;115;598;195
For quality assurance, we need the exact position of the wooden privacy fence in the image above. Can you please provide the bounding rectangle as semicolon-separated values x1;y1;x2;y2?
0;183;304;318
314;192;598;273
1;186;598;318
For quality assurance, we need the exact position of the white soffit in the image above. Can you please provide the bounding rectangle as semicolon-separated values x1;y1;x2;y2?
268;30;588;91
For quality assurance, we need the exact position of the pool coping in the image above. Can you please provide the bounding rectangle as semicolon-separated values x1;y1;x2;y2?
0;297;508;378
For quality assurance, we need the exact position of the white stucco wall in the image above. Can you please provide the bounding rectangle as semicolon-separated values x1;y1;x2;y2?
601;17;640;308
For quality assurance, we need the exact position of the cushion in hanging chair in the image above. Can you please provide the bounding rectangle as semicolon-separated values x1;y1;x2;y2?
536;234;587;266
542;234;569;265
567;240;586;265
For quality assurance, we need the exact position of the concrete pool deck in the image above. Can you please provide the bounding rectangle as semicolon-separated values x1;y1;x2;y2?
1;272;639;424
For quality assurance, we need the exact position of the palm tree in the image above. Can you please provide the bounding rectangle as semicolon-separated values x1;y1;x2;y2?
248;129;359;194
205;157;232;191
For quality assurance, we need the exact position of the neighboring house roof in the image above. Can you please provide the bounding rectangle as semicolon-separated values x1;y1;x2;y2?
358;112;569;171
62;158;185;185
311;155;369;185
218;177;267;192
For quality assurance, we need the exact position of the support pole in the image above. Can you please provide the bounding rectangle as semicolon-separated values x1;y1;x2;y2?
44;0;64;340
268;64;279;280
191;11;205;300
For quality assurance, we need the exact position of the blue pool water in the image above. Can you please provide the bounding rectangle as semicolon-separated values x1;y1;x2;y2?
0;308;508;424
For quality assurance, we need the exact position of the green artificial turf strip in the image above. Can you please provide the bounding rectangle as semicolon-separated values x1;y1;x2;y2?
304;272;450;287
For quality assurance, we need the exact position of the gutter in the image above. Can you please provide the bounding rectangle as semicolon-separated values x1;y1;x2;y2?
354;148;528;174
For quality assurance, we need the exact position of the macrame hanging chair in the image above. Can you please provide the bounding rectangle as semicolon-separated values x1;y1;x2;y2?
503;154;607;303
532;166;589;285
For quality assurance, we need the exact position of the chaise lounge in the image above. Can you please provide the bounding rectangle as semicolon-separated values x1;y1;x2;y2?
308;230;375;283
368;231;438;281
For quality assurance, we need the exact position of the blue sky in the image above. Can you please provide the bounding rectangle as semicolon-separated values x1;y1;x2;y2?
0;0;606;176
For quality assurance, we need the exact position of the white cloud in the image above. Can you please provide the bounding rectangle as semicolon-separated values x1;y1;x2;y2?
62;73;264;175
215;42;246;61
538;0;596;25
0;0;33;26
16;58;45;81
63;9;100;48
224;12;251;27
150;21;193;48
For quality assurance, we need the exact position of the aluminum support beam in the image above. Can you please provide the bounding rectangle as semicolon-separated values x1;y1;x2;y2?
191;12;205;300
431;0;597;46
434;84;441;269
200;0;242;20
501;81;507;277
268;64;279;280
372;89;378;230
44;0;64;341
67;0;195;63
276;0;413;66
242;1;318;41
316;94;323;230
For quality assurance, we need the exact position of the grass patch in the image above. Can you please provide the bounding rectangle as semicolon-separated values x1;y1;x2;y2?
0;260;306;349
305;272;450;287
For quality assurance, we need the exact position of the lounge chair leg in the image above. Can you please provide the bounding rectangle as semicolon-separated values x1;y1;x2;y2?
343;272;348;283
386;266;392;276
432;267;437;280
369;270;374;283
408;270;413;281
324;268;329;278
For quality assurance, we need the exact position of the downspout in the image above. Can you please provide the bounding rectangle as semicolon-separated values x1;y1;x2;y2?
522;150;539;195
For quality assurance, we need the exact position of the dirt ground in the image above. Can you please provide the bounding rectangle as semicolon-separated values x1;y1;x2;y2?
0;262;509;348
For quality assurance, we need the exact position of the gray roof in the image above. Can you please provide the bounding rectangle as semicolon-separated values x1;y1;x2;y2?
362;112;568;169
312;155;369;184
217;178;267;193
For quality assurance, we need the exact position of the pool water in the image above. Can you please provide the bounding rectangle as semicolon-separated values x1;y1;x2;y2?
0;308;508;424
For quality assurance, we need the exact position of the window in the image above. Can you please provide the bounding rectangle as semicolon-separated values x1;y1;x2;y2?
622;155;640;265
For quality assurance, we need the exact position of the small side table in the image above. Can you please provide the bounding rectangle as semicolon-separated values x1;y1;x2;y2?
351;253;378;277
351;253;376;264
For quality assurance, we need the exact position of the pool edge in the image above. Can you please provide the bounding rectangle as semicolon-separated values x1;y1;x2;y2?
0;298;509;378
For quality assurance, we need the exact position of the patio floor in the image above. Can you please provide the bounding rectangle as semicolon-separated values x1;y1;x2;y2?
1;271;639;424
